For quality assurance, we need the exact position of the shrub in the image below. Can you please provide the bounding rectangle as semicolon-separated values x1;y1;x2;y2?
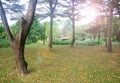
75;40;102;46
52;40;102;46
0;39;10;47
52;40;71;45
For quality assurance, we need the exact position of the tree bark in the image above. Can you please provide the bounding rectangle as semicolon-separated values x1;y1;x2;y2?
70;1;75;47
70;19;75;47
107;0;114;52
48;15;53;51
105;30;108;47
12;40;28;74
43;27;46;45
12;21;29;75
98;31;101;44
48;0;58;51
0;1;14;44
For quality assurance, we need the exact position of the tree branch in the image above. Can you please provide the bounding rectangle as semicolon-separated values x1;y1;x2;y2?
16;0;37;40
53;0;58;12
25;0;37;29
0;0;14;44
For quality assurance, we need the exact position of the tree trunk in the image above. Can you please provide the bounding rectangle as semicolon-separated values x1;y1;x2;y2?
12;24;29;75
107;0;114;52
48;0;58;50
70;1;75;47
43;27;46;45
12;41;28;75
98;31;101;44
93;35;96;41
70;19;75;47
105;31;108;47
48;16;53;51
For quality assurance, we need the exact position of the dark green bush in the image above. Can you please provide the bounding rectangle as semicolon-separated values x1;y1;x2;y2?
52;40;102;46
52;40;71;45
76;40;102;46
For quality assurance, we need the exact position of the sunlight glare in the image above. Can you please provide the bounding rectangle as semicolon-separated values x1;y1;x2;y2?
78;2;100;25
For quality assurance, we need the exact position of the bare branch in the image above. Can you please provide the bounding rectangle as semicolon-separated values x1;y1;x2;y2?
53;0;58;12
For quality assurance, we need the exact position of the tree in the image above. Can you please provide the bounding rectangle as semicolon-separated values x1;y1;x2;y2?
85;26;99;42
1;0;25;21
38;0;58;51
100;17;108;47
44;21;58;42
62;19;72;37
10;16;45;44
115;0;120;18
48;0;58;50
112;17;120;42
107;0;114;52
92;0;115;52
0;0;37;75
43;23;46;44
59;0;85;47
100;0;115;52
0;24;5;38
27;17;45;43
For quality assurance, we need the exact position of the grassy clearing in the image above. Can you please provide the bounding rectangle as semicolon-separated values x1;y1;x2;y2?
0;45;120;83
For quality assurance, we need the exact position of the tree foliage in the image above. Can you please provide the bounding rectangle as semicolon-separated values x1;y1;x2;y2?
58;0;86;47
38;0;58;50
27;17;45;43
2;0;25;20
10;16;46;44
0;25;6;38
113;17;120;42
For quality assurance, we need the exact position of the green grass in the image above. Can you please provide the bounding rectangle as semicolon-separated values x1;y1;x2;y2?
0;45;120;83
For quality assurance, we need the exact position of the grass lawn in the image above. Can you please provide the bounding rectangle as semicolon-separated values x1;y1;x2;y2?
0;45;120;83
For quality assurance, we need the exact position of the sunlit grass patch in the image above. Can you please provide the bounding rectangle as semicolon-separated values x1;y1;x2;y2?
0;46;120;82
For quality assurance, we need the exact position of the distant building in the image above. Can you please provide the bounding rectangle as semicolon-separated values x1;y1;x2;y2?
60;36;69;41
